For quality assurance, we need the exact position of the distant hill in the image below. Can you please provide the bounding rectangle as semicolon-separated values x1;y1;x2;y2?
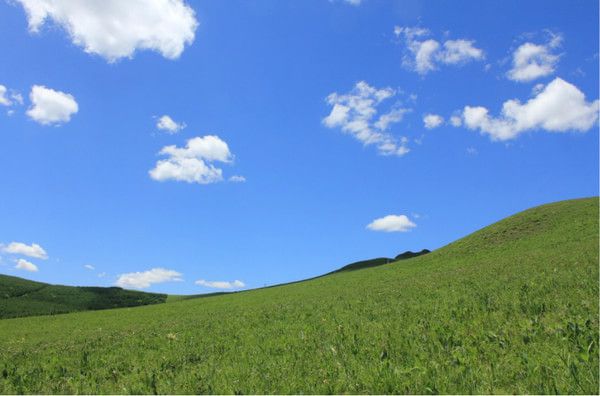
0;274;167;319
330;248;430;274
395;248;430;260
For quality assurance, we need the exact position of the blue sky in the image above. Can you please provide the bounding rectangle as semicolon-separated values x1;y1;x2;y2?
0;0;598;294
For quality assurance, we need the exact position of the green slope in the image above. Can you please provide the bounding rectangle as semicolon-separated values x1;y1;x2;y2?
0;197;597;394
0;275;167;319
0;249;429;317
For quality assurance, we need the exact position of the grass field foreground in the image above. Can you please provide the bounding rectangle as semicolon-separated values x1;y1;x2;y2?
0;197;597;394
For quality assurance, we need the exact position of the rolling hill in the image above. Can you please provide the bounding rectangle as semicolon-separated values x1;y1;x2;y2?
0;275;167;319
0;251;430;319
0;197;597;394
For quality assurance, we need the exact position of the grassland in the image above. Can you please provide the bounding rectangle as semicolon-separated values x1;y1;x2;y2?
0;197;597;394
0;275;167;319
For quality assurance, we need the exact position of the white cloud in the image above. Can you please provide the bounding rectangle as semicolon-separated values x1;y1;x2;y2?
374;107;410;131
16;0;198;62
393;26;429;41
437;39;485;64
149;135;234;184
532;83;545;95
97;272;107;278
11;92;24;105
450;115;463;127
229;175;246;183
395;26;484;75
115;268;182;289
0;85;11;106
323;81;411;156
462;77;599;141
413;39;440;74
466;146;478;155
156;115;185;134
26;85;78;125
0;86;23;108
195;279;245;289
84;264;95;270
2;242;48;259
507;33;562;82
15;258;39;272
367;214;416;232
423;114;444;129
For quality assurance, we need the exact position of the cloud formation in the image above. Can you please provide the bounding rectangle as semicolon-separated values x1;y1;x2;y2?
26;85;78;125
1;88;24;116
507;33;562;82
2;242;48;259
149;135;237;184
323;81;411;156
449;115;463;127
156;115;186;134
0;85;11;106
394;26;484;75
423;114;444;129
229;175;246;183
84;264;95;270
15;258;39;272
461;77;599;141
195;279;245;289
115;268;182;289
367;214;416;232
16;0;198;62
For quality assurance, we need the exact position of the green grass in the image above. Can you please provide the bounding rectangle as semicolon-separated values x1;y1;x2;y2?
0;251;428;318
0;275;167;319
0;197;597;394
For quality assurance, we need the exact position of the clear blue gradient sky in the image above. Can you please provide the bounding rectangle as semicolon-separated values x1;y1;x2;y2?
0;0;598;294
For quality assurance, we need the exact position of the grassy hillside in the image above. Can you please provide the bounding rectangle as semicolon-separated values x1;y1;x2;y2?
0;249;430;316
0;197;597;394
0;275;167;319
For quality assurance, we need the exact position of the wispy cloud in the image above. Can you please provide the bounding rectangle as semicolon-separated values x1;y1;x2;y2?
323;81;411;156
229;175;246;183
195;279;245;289
394;26;484;75
507;32;562;82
